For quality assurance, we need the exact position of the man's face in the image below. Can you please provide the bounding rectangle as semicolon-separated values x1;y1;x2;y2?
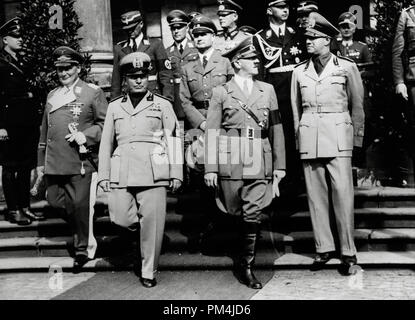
339;22;356;39
127;21;144;39
125;73;149;94
237;57;260;76
218;12;238;29
305;36;329;55
170;24;188;43
298;13;312;29
57;64;80;87
268;5;290;22
3;35;22;52
193;31;214;50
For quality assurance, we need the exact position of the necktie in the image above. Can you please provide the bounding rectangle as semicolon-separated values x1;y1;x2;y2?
243;80;250;96
278;27;284;39
179;43;184;54
131;39;137;52
203;55;208;69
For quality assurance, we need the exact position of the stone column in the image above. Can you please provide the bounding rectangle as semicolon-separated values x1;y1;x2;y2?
73;0;113;94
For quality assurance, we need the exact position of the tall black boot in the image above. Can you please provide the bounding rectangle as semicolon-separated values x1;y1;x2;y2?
234;222;262;289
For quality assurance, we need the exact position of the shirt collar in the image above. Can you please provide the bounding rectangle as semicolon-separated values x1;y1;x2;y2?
63;78;80;93
312;52;332;67
128;33;144;48
342;39;354;47
234;74;253;93
199;47;215;62
175;38;188;49
270;22;286;36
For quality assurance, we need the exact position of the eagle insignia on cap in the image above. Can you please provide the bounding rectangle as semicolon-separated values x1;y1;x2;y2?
122;13;141;24
195;16;202;22
133;57;143;68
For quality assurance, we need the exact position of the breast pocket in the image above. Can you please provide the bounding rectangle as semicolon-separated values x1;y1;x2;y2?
114;114;126;134
187;78;199;92
145;110;163;130
212;72;227;86
331;76;346;88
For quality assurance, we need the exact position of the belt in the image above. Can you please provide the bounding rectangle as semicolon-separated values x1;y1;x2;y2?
268;65;295;73
193;100;209;109
303;106;348;113
222;128;268;139
117;135;163;146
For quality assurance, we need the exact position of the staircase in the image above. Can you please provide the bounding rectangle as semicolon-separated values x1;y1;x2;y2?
1;187;415;271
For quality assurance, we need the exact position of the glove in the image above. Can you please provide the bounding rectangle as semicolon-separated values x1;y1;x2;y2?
65;131;87;146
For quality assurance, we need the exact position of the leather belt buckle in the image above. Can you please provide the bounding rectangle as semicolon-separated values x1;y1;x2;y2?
246;126;254;140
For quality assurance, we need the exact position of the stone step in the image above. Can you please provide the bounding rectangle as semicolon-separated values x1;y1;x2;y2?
1;228;415;258
1;251;414;272
273;207;415;231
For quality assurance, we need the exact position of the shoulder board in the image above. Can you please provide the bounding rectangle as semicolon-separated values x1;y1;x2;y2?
294;60;308;68
337;55;354;63
153;92;172;103
117;40;128;46
287;26;295;34
87;83;100;90
143;38;151;46
358;41;367;45
404;6;415;12
110;95;123;103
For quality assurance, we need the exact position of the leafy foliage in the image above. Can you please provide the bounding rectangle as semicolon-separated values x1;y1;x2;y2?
19;0;90;102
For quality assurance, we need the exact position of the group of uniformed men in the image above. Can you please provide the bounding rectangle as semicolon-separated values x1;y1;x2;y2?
4;0;404;289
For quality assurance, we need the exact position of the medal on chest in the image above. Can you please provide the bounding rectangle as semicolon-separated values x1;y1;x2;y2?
67;102;87;175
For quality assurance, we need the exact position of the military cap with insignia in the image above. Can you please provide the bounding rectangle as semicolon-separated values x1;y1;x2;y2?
239;25;258;35
223;37;258;62
297;1;319;15
217;0;243;15
120;52;151;76
268;0;290;7
191;15;217;34
0;17;21;38
305;12;339;38
188;12;202;20
120;10;143;30
53;46;84;67
338;12;357;26
167;10;190;27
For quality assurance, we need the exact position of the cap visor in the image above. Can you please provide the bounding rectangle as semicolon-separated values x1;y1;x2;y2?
55;61;79;67
122;23;139;30
169;22;187;28
304;28;329;38
192;27;215;34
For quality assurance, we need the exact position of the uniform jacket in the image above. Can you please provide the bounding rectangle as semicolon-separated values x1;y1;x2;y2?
334;40;371;65
180;49;234;129
166;40;198;119
98;91;183;188
291;54;365;160
0;50;41;128
253;25;307;81
38;79;108;175
213;29;252;55
111;37;174;100
392;5;415;85
205;79;286;180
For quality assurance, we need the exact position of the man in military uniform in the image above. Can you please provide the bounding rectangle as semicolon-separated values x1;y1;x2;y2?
253;0;307;196
296;1;319;32
291;13;365;273
165;10;198;120
37;46;108;272
180;15;234;244
98;52;182;288
205;38;286;289
213;0;251;55
111;10;173;101
334;12;372;65
392;3;415;186
0;17;44;225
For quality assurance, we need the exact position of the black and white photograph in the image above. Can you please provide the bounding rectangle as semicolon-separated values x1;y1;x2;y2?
0;0;414;307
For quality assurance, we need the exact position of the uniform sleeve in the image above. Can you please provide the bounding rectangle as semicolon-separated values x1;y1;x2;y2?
268;86;286;171
347;63;365;148
290;68;302;142
97;104;115;183
162;102;183;182
37;105;48;167
204;86;225;174
392;11;407;85
154;40;174;101
111;46;122;99
83;88;108;147
179;67;206;129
